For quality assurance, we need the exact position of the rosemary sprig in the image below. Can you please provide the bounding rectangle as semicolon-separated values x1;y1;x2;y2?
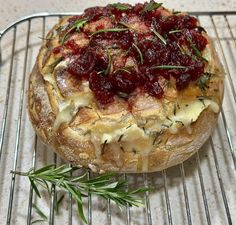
132;43;144;64
110;3;131;11
61;17;88;44
151;28;167;45
91;28;129;36
150;65;186;70
11;165;148;223
142;1;163;13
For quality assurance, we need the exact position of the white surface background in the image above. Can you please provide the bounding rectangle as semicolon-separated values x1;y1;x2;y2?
0;1;236;225
1;0;236;31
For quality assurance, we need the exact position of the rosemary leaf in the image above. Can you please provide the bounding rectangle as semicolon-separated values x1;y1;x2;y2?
61;17;88;44
105;49;112;75
188;38;208;62
150;65;186;70
29;178;41;198
132;43;144;64
169;29;182;34
142;1;163;13
115;66;134;74
31;219;46;224
32;204;48;220
110;3;131;11
151;28;167;45
91;28;128;36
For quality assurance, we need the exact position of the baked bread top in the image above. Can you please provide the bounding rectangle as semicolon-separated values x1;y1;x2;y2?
28;1;224;173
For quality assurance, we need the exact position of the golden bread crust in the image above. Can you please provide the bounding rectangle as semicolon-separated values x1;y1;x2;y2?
28;6;224;173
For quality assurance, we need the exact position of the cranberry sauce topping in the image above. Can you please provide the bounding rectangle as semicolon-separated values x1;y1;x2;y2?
54;1;208;105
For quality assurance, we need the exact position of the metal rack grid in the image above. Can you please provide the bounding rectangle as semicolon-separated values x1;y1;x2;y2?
0;11;235;225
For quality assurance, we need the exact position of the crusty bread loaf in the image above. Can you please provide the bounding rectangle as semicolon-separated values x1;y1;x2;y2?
28;2;224;173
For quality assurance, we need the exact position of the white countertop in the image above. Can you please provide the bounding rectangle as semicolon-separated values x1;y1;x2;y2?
1;0;236;31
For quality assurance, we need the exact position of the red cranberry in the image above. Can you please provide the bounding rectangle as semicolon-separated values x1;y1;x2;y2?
68;50;95;78
111;70;139;94
176;74;192;90
143;79;164;98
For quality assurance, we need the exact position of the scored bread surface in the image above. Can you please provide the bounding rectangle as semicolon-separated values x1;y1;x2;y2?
28;4;224;173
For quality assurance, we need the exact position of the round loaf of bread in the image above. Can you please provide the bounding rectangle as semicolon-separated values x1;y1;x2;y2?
28;1;224;173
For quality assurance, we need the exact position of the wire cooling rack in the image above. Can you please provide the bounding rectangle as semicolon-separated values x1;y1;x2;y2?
0;11;235;225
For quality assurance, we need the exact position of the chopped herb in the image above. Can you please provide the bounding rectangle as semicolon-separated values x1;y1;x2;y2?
173;104;177;115
126;125;132;129
120;146;125;152
142;1;162;13
161;124;170;128
151;28;167;45
166;116;172;122
197;96;206;106
132;43;144;64
101;140;108;155
117;92;129;99
175;120;184;126
152;131;163;145
172;10;181;14
118;134;124;142
38;36;55;41
197;72;213;91
115;66;134;74
98;70;106;75
61;17;88;44
105;49;112;75
110;3;131;11
177;102;180;109
91;28;129;36
169;29;182;34
187;38;208;62
150;65;186;70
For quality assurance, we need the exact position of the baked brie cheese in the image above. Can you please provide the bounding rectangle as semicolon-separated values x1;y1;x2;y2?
28;1;224;172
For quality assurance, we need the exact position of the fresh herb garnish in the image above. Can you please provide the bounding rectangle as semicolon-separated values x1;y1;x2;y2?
115;66;134;74
197;96;206;106
11;165;148;223
168;29;182;34
43;57;63;74
142;1;163;13
110;3;131;11
105;49;112;75
172;10;181;14
150;65;186;70
151;28;167;45
187;38;208;62
133;43;144;64
61;17;88;44
197;72;213;91
91;28;129;36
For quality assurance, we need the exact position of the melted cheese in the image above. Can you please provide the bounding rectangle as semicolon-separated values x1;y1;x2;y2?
54;93;92;129
100;124;147;144
165;99;219;134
